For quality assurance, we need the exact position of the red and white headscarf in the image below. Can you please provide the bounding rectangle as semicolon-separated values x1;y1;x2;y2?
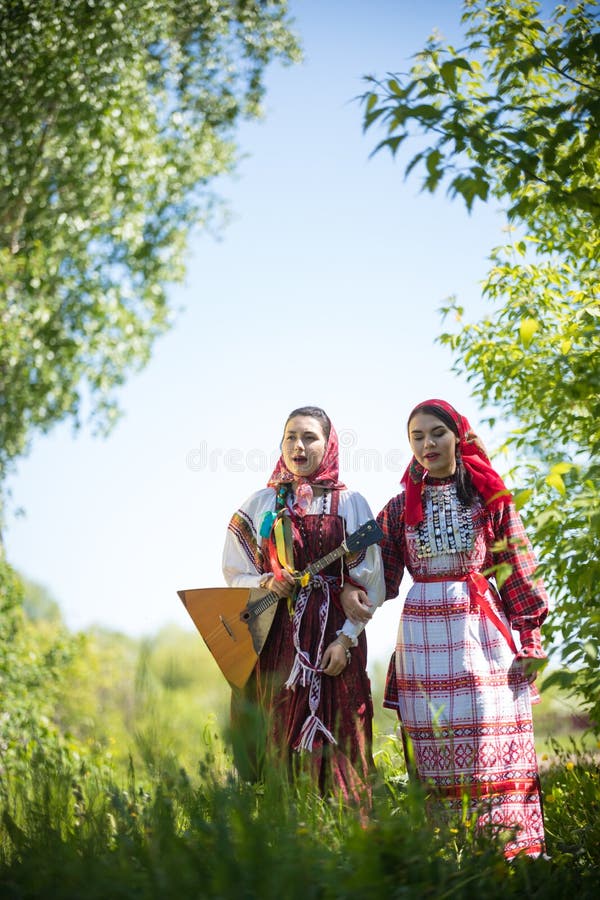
402;398;512;526
267;420;346;511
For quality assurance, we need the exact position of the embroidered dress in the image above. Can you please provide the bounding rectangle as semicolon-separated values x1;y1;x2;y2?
378;479;548;859
223;487;384;806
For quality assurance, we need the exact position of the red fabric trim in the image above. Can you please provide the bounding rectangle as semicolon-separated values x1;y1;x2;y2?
467;572;519;655
434;777;541;800
504;842;545;861
335;573;361;612
343;574;362;589
413;572;518;655
515;624;546;659
328;488;339;517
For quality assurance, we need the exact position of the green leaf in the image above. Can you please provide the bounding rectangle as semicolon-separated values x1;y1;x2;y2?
545;472;566;495
541;669;579;692
372;135;406;158
366;92;379;112
494;562;514;590
452;57;473;72
404;151;425;178
519;318;539;347
549;462;574;476
439;61;458;92
411;104;441;121
514;489;533;510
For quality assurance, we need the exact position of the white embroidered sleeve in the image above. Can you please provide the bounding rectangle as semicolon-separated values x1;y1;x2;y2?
222;489;276;589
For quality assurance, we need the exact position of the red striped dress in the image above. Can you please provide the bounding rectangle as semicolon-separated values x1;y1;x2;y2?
378;477;548;858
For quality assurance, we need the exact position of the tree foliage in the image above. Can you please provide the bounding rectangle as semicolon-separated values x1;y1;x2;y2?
0;560;82;778
362;0;600;724
0;0;299;487
1;560;231;780
362;0;599;218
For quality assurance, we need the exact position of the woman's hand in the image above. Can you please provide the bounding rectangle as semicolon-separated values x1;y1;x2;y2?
321;638;350;677
263;570;296;598
510;655;545;684
518;656;546;684
340;583;373;625
464;430;490;459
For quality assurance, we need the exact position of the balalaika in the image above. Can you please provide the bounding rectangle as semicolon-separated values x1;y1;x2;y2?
178;518;383;688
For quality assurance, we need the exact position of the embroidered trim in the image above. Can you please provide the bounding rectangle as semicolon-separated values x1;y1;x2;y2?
228;510;263;571
284;574;338;752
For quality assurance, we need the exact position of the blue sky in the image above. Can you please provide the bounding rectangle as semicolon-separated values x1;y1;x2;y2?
5;1;516;666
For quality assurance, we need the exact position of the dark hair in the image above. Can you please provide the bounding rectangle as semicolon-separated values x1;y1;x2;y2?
408;403;478;506
285;406;331;442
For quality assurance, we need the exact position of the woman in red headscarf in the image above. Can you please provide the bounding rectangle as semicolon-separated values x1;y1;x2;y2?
222;406;384;808
346;399;548;857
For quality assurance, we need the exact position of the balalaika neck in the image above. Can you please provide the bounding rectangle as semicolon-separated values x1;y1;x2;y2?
240;540;349;623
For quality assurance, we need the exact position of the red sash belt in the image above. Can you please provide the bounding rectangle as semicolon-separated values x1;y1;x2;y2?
414;572;518;655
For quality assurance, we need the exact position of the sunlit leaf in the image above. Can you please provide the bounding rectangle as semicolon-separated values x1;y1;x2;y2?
545;472;566;495
550;462;574;476
366;92;379;112
514;489;533;510
519;318;539;347
494;562;514;590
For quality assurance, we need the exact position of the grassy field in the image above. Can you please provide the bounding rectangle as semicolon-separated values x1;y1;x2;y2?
1;616;597;898
0;730;598;899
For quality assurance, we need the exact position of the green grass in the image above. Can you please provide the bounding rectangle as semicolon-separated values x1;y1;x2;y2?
2;609;597;899
1;727;598;900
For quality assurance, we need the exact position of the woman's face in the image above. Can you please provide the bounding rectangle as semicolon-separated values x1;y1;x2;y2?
408;411;459;478
282;415;327;479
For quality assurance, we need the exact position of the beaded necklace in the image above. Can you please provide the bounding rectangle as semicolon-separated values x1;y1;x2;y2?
413;479;475;558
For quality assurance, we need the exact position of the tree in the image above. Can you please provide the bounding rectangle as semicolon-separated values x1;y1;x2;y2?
362;0;600;724
0;0;299;491
0;560;83;779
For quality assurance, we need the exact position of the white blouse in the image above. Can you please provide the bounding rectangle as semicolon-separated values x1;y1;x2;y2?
222;487;385;644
